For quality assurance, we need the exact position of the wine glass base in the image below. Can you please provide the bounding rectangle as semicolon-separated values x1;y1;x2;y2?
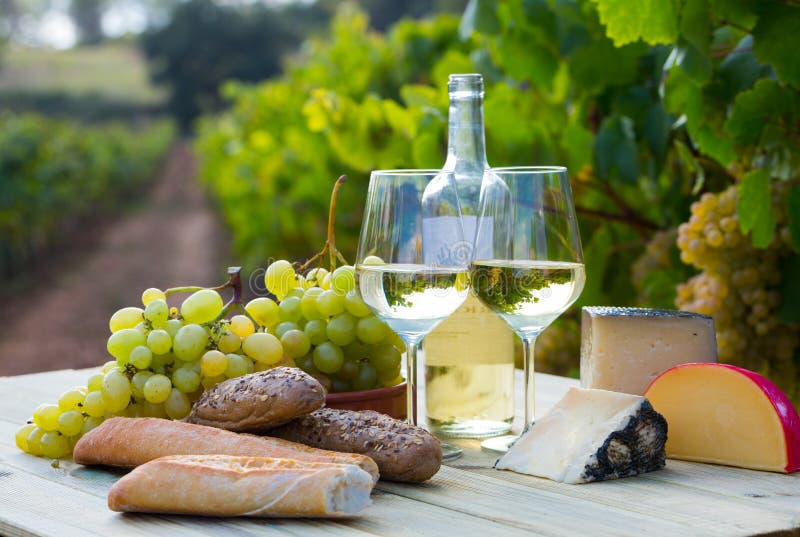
480;434;519;453
441;442;463;460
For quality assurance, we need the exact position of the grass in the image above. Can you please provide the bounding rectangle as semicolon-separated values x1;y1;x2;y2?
0;41;165;104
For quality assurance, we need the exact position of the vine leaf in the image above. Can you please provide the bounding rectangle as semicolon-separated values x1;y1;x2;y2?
680;0;711;54
737;169;774;248
752;2;800;88
725;79;800;145
594;115;639;184
459;0;500;39
789;186;800;254
591;0;679;46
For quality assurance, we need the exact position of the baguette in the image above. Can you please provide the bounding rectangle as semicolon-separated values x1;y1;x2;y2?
108;455;373;517
185;368;325;432
269;408;442;482
74;417;379;483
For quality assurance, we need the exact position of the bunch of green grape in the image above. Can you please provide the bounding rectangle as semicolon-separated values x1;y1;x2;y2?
675;185;799;399
263;260;405;393
15;263;404;459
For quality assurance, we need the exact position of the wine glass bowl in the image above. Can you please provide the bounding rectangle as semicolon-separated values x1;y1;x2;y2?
471;166;585;452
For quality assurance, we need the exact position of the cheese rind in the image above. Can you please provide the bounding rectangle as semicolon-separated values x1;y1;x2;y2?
580;306;717;395
644;363;800;473
495;388;667;484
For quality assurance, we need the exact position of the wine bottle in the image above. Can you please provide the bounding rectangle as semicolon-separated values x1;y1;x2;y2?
423;74;516;438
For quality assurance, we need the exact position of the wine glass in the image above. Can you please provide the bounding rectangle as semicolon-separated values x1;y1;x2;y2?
355;169;470;460
471;166;585;452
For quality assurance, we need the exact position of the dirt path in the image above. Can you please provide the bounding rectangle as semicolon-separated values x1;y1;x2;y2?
0;142;231;375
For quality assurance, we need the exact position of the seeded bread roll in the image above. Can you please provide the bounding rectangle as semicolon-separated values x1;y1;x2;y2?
74;417;379;483
185;368;325;432
269;408;442;482
108;455;373;517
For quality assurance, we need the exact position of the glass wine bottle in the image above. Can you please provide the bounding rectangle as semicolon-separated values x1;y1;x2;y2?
423;74;516;438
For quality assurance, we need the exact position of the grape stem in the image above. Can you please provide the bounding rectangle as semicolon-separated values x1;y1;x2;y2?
298;175;350;273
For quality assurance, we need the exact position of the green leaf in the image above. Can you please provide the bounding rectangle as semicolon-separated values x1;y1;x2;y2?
680;0;711;53
789;186;800;253
665;42;712;84
776;254;800;323
569;39;645;94
400;85;441;108
725;79;800;145
716;36;768;99
576;225;613;307
752;3;800;87
562;123;594;172
644;102;671;168
591;0;679;46
594;115;639;184
737;168;775;248
459;0;500;40
709;0;757;30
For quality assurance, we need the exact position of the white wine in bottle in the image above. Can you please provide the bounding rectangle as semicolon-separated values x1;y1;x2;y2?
423;74;515;438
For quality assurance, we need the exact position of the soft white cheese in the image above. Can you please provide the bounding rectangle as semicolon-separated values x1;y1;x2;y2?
580;306;717;395
495;387;667;484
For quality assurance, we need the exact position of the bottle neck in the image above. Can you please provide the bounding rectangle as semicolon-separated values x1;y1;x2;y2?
443;92;489;173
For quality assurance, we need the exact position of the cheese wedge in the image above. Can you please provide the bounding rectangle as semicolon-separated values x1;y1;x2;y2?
580;306;717;395
644;363;800;473
495;388;667;484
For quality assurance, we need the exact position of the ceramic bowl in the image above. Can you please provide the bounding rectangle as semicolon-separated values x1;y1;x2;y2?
325;382;407;420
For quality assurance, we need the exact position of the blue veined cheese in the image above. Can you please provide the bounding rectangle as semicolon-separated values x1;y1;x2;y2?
580;307;717;395
495;387;667;483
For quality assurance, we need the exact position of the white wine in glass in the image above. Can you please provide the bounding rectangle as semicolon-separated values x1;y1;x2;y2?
471;167;585;453
355;169;470;460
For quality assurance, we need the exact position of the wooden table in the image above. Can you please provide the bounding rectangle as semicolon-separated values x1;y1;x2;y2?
1;368;799;537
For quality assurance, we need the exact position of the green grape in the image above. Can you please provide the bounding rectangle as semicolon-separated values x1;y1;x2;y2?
34;404;61;432
82;391;106;417
356;316;387;344
107;328;146;362
274;321;299;339
165;318;184;338
131;370;154;400
265;260;297;299
300;287;325;320
331;379;352;393
327;313;356;346
201;374;226;390
165;388;192;419
142;287;167;306
280;329;311;359
330;265;355;295
126;402;144;418
344;290;371;317
181;289;224;324
15;423;36;452
26;426;45;456
304;319;328;345
278;296;302;323
58;388;86;412
172;367;201;393
285;287;305;299
173;324;208;361
297;353;316;374
147;329;172;355
109;307;144;333
40;432;70;459
57;410;84;437
353;363;378;391
143;374;172;404
343;341;369;360
321;273;331;290
313;342;344;374
101;360;119;374
381;374;404;388
150;352;175;372
242;332;283;364
87;373;104;392
313;373;332;391
362;255;385;265
201;350;228;377
245;297;280;328
225;354;250;378
230;315;255;338
144;299;169;328
102;370;132;413
305;268;329;288
317;290;345;317
369;344;401;372
134;321;149;334
378;362;402;383
81;416;104;435
337;358;359;380
217;329;241;353
130;345;153;369
141;401;167;419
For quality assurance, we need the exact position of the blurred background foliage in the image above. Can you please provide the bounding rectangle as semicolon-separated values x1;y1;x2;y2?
1;0;798;401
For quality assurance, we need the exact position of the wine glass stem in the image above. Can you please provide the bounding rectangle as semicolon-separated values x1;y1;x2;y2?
405;339;419;426
522;335;538;433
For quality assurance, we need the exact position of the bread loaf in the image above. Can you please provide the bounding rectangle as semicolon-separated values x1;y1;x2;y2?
269;408;442;482
185;368;325;432
108;455;373;517
74;417;379;483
